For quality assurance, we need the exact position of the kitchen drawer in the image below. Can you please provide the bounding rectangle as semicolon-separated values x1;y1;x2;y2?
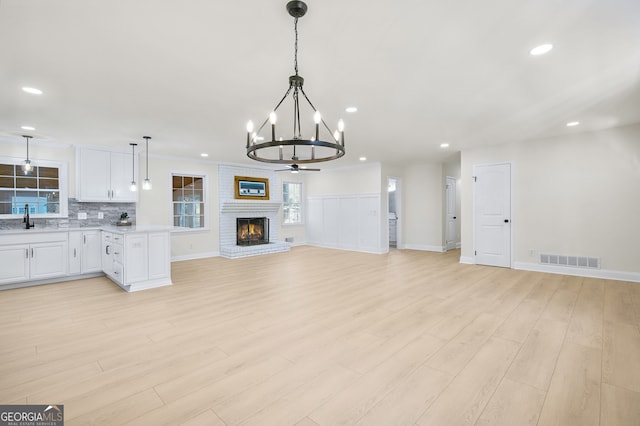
112;244;123;263
111;261;124;284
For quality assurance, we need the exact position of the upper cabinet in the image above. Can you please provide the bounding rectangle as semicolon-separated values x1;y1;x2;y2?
76;148;138;202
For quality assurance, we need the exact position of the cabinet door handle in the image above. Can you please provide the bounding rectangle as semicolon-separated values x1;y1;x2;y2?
31;248;34;258
105;245;111;255
26;248;29;258
74;248;77;258
84;235;87;244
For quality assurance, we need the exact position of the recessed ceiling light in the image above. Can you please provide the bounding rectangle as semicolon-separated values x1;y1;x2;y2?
440;143;450;148
200;153;209;157
22;87;43;95
566;121;580;127
530;44;553;56
21;125;36;131
346;107;358;113
359;157;367;162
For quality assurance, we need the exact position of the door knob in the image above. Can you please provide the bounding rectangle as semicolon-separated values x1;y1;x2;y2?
453;216;457;219
504;219;510;223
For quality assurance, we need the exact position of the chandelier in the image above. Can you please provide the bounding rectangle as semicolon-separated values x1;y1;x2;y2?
245;1;345;165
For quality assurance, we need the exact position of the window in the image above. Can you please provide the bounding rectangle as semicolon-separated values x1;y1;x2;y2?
0;158;68;218
172;174;206;229
282;181;302;224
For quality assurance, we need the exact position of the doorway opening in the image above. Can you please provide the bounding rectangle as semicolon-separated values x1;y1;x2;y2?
388;177;401;248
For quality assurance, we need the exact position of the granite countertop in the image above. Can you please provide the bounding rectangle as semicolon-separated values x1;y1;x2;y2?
0;225;173;235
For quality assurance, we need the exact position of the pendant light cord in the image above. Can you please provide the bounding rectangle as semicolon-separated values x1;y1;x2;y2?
294;17;299;76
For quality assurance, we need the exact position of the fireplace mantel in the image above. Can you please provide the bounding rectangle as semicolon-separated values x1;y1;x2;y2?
220;201;282;213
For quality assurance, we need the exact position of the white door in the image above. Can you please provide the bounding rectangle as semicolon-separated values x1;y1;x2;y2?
445;176;457;251
473;163;511;267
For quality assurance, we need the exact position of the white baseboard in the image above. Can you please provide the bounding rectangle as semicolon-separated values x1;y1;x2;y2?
172;251;220;262
306;242;387;255
514;261;640;283
403;244;445;253
460;256;474;265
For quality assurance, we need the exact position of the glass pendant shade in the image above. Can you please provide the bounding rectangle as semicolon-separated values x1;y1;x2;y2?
129;143;137;192
21;135;33;174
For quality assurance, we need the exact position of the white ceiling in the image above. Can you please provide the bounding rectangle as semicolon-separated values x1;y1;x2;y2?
1;0;640;169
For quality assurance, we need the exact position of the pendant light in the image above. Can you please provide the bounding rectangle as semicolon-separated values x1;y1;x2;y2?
129;143;137;192
142;136;152;190
21;135;33;174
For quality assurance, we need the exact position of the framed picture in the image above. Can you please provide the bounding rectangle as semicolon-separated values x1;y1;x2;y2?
234;176;270;200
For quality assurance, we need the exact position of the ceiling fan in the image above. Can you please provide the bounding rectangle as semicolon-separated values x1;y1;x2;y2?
275;164;320;173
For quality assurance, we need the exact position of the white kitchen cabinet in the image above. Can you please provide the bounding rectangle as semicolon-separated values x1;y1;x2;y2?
102;228;171;291
124;234;148;284
30;241;68;280
69;230;102;275
148;232;170;280
0;233;68;285
0;244;30;284
77;148;138;202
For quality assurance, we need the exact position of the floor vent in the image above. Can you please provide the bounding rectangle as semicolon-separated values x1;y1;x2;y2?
539;253;600;269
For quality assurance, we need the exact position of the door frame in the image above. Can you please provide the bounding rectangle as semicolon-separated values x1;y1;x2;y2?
472;161;514;268
445;176;458;251
387;176;402;249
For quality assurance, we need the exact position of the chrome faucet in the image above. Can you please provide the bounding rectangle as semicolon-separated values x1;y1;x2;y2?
23;204;34;229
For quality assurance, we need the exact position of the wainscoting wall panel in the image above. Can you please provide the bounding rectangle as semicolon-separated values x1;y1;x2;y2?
307;194;383;254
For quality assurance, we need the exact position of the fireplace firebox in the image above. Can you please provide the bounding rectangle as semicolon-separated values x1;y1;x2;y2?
236;217;269;246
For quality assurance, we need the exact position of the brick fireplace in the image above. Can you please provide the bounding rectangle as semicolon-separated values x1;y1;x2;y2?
218;165;290;258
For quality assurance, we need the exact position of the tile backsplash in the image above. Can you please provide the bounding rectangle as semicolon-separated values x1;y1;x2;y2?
0;199;136;230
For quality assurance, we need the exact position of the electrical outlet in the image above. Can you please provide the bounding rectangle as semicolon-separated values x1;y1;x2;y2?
78;212;87;220
529;249;536;257
98;212;104;219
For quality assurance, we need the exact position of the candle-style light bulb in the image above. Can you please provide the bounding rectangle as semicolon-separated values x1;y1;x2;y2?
246;121;254;147
314;111;321;142
333;130;340;141
269;112;277;141
338;119;345;146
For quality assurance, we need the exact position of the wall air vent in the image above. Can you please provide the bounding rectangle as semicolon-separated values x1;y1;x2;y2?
539;253;600;269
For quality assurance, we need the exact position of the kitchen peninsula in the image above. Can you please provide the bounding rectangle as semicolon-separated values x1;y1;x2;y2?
0;225;172;292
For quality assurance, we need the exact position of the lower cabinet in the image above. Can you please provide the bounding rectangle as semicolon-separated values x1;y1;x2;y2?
0;233;68;285
0;228;170;291
69;230;102;275
102;229;171;291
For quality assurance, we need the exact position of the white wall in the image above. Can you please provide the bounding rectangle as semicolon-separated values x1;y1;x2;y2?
136;156;219;260
401;163;444;251
461;123;640;277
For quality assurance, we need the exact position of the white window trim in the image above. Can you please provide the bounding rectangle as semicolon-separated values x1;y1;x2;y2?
0;156;68;219
282;180;303;226
169;170;210;232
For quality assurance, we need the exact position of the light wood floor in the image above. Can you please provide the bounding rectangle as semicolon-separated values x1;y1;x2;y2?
1;246;639;425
